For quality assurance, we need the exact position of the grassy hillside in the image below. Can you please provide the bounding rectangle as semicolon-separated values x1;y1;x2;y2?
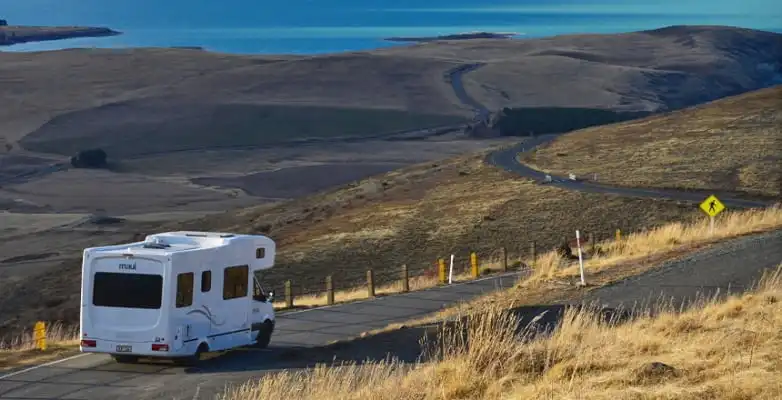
0;146;700;338
1;26;781;339
381;25;782;112
167;147;698;293
4;78;781;338
20;103;463;157
0;48;466;153
523;85;782;198
1;25;780;158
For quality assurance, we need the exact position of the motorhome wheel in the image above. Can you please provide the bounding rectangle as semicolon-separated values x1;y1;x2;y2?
174;343;208;366
255;320;274;348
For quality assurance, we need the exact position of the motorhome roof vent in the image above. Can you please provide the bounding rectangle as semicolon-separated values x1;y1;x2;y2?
143;237;171;249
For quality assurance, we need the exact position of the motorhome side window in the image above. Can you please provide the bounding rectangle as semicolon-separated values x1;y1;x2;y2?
201;270;211;292
223;265;248;300
176;272;194;308
256;247;265;259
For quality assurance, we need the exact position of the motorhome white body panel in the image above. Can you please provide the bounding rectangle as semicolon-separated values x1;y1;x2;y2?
79;232;277;361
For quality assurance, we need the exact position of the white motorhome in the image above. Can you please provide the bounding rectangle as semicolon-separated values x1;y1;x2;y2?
79;231;277;365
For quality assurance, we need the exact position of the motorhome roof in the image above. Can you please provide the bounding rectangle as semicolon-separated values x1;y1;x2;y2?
87;231;273;257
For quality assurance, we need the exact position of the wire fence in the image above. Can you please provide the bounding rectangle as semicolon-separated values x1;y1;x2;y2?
265;228;625;310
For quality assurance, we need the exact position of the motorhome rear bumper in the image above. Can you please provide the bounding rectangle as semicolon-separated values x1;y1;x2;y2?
80;339;179;357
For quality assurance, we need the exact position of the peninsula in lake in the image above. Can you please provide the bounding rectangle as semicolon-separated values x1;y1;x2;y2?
385;31;519;42
0;21;120;46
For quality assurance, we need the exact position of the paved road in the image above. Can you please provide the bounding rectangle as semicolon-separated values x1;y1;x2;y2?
578;229;782;312
0;273;524;400
486;137;774;209
445;63;490;123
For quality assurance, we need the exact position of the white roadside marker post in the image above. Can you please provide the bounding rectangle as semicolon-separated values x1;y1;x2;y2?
448;254;455;284
576;230;586;286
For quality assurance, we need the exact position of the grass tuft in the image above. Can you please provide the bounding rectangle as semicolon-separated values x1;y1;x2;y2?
524;205;782;285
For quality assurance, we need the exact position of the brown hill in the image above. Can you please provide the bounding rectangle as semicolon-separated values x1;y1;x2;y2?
2;25;780;159
522;85;782;198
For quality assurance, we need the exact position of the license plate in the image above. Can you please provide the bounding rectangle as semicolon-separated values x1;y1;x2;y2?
115;345;132;353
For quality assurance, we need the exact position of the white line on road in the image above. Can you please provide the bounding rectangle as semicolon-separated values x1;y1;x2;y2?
192;383;202;400
0;353;90;380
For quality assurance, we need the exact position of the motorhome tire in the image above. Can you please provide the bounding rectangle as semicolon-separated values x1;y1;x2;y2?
112;355;139;364
174;343;208;366
255;320;274;348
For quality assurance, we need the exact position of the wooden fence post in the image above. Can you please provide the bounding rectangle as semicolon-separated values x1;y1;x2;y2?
530;241;537;267
616;229;621;242
284;280;293;308
438;259;447;284
501;247;508;272
326;275;334;305
367;270;375;298
470;252;479;278
401;264;410;292
590;233;597;255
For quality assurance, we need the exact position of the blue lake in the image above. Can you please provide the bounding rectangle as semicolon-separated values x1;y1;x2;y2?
1;0;779;54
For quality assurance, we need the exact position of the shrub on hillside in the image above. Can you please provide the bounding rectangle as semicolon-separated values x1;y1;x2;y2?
491;107;652;136
70;148;108;169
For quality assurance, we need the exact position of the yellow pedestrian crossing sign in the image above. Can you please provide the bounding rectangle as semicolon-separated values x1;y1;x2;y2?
700;195;725;217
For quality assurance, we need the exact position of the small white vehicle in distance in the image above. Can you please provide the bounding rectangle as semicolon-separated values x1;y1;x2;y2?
79;231;277;365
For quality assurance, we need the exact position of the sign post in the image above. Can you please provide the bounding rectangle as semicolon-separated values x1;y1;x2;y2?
699;194;726;235
575;230;586;286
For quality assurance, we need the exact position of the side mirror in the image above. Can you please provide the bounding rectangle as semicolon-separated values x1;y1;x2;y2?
267;291;275;302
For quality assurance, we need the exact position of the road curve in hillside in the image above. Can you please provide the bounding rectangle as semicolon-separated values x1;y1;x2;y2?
487;137;774;209
446;63;775;209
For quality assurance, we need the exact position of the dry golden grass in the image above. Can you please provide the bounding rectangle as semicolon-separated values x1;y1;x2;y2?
172;146;699;301
0;322;79;371
222;265;782;400
345;205;782;338
523;85;782;198
526;204;782;284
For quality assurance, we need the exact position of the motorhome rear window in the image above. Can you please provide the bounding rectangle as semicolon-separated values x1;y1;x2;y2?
92;272;163;309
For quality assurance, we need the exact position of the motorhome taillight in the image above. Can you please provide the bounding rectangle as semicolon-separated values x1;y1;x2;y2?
81;339;97;348
151;344;169;352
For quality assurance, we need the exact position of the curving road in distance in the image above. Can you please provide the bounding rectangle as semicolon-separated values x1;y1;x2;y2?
444;63;775;210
